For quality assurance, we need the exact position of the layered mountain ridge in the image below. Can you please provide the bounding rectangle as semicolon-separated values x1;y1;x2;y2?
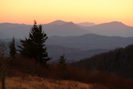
0;20;133;39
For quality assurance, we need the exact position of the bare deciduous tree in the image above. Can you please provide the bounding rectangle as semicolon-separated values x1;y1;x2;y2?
0;41;8;89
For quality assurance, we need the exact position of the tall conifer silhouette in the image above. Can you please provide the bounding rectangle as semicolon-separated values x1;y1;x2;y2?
9;37;16;57
18;21;51;67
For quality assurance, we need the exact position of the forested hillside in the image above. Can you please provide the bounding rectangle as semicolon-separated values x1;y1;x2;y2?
71;44;133;78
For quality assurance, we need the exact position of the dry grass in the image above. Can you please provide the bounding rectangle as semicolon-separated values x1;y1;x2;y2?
1;57;133;89
2;75;91;89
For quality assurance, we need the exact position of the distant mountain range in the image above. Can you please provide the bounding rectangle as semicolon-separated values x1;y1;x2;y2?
0;20;133;39
42;21;89;37
3;33;133;51
1;20;133;63
85;21;133;37
0;23;30;39
46;34;133;50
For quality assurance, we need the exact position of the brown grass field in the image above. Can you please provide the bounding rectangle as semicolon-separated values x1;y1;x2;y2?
0;57;133;89
3;75;91;89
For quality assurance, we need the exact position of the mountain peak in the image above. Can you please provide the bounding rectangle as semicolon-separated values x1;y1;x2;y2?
97;21;127;28
61;22;77;27
109;21;125;25
49;20;66;25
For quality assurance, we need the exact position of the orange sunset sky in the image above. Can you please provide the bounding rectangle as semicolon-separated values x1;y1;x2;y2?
0;0;133;26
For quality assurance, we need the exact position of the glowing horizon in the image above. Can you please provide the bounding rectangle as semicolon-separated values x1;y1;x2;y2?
0;0;133;26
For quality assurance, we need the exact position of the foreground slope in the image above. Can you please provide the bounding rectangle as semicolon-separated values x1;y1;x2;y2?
4;76;91;89
2;57;133;89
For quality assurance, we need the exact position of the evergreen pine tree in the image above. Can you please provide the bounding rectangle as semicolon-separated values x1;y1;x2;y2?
9;37;16;57
29;21;51;66
58;54;67;70
18;38;32;58
18;21;51;67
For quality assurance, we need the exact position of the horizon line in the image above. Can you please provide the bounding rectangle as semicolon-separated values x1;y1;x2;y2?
0;20;132;27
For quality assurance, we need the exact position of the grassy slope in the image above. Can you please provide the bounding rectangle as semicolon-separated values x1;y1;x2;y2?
4;75;91;89
1;57;133;89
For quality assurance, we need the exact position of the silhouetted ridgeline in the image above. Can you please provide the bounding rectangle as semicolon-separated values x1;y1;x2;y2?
1;20;133;39
46;34;133;50
71;44;133;78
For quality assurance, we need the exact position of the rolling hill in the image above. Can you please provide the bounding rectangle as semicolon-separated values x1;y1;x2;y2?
46;34;133;50
46;45;109;63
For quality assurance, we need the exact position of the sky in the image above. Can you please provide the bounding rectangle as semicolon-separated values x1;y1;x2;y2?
0;0;133;26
